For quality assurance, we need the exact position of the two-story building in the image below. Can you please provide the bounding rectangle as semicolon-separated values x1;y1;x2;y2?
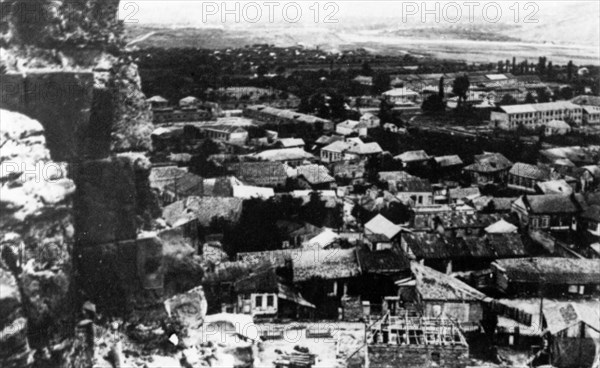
511;194;581;231
463;152;513;185
490;101;583;130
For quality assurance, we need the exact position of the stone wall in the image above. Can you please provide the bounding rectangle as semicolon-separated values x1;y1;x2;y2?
368;344;469;368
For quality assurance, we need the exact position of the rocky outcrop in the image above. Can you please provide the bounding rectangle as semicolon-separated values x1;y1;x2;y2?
0;109;75;367
0;265;31;368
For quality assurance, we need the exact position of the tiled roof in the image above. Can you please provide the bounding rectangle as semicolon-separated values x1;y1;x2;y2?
509;163;551;181
397;179;432;193
163;196;244;227
522;194;580;214
378;171;417;182
464;152;513;173
347;142;383;155
394;150;430;163
296;164;334;185
237;248;361;282
493;258;600;285
365;214;403;240
277;138;305;147
434;155;464;167
411;262;486;301
227;162;287;185
253;148;314;161
357;247;410;274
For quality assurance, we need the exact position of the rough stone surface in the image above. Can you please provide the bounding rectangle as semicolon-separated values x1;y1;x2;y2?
0;110;75;358
0;265;31;368
74;153;160;246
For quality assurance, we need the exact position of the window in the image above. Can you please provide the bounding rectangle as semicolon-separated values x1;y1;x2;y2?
255;295;263;308
568;285;578;294
266;295;274;307
541;216;550;228
531;217;539;229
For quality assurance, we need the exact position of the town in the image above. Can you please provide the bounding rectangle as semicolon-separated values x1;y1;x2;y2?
1;2;599;368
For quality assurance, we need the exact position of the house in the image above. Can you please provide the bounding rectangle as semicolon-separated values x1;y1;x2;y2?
179;96;200;109
511;194;580;230
394;150;431;168
508;163;558;192
382;87;420;105
353;75;373;86
356;246;411;304
539;146;598;167
226;162;288;187
336;120;367;137
232;185;274;199
320;139;382;163
401;232;526;273
200;125;248;145
544;120;571;135
448;187;481;204
346;141;383;159
149;165;188;192
491;258;600;296
383;123;405;134
463;152;513;185
274;138;305;149
379;171;417;191
163;172;204;203
295;164;335;190
364;214;403;246
535;180;574;195
233;266;315;318
243;105;334;131
395;179;434;207
402;262;487;328
321;141;350;163
331;160;366;185
490;101;583;130
581;105;600;125
253;148;314;166
147;95;169;109
314;134;343;150
433;155;464;175
543;301;600;368
360;113;381;128
163;196;244;227
485;219;518;234
237;248;362;318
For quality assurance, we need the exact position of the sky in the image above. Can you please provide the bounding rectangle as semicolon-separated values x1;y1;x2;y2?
119;0;599;27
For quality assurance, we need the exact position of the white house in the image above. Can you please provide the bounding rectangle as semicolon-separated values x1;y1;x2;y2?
382;88;420;105
359;113;381;128
336;120;367;137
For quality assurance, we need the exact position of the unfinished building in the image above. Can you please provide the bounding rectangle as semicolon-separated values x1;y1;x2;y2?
367;316;469;368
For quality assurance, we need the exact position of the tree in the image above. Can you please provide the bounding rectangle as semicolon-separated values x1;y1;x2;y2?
524;92;536;104
438;77;445;98
498;94;518;106
536;88;551;103
559;86;574;100
422;94;446;113
452;75;470;108
537;56;546;75
567;60;574;81
361;61;373;76
372;73;391;95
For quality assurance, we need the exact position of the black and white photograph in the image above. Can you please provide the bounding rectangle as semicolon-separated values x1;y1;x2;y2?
1;1;600;367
